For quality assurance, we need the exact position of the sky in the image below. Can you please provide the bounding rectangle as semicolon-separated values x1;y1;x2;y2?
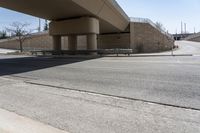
0;0;200;34
117;0;200;34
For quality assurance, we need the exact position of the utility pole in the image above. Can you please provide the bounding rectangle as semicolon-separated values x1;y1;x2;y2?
171;40;174;56
38;18;41;32
181;21;183;34
184;23;186;34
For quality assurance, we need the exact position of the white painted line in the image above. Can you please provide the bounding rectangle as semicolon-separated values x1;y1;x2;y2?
193;55;200;57
0;108;69;133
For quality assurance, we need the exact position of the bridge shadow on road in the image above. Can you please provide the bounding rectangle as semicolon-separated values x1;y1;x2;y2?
0;56;100;76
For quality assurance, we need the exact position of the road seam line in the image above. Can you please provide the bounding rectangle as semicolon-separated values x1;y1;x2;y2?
26;81;200;112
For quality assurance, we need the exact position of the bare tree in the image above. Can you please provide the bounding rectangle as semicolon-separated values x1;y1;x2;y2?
0;30;7;39
155;22;166;31
6;22;32;52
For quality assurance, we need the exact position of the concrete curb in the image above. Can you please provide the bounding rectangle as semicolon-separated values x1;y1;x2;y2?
44;54;194;58
129;54;193;57
3;52;194;58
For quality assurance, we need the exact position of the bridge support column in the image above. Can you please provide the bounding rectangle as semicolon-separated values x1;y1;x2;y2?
68;35;77;51
87;34;97;51
50;17;99;55
52;35;61;52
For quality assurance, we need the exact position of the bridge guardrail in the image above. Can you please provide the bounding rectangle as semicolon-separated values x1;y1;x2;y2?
31;49;133;56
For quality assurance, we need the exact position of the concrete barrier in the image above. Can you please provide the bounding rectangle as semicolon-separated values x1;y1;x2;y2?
185;33;200;42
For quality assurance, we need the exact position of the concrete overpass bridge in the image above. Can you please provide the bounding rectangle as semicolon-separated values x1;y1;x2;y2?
0;0;129;52
173;33;193;40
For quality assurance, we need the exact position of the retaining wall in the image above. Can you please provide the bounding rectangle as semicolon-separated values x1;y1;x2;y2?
98;33;130;49
0;22;174;53
189;37;200;42
130;22;174;53
0;33;87;51
186;35;200;42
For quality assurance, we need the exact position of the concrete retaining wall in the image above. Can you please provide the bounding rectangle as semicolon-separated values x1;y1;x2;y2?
0;33;51;50
0;33;87;51
0;32;130;51
187;37;200;42
185;32;200;42
0;22;174;53
130;22;174;53
98;33;130;49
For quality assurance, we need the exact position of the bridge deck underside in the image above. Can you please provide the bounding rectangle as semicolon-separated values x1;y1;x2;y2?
0;0;129;33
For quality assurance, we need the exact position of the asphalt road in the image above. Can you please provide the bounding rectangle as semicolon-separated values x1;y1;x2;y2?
1;76;200;133
0;41;200;132
0;41;200;110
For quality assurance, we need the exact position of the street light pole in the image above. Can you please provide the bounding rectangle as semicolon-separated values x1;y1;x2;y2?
184;23;186;34
171;43;174;56
181;21;183;34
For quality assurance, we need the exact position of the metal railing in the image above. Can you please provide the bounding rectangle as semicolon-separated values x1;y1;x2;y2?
31;49;133;56
130;17;173;39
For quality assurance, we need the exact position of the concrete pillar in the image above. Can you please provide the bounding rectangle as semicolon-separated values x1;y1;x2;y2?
68;35;77;51
52;35;61;51
87;34;97;51
49;17;99;55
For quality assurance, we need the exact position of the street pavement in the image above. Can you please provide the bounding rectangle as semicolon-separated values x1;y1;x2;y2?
167;41;200;55
0;108;68;133
0;76;200;133
0;40;200;132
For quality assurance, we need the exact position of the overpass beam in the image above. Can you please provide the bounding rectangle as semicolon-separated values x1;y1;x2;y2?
52;35;61;52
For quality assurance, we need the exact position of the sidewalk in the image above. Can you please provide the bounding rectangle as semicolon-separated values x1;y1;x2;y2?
0;108;69;133
0;48;17;54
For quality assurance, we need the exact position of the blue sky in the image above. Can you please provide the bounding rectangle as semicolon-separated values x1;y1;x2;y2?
0;8;45;32
117;0;200;33
0;0;200;34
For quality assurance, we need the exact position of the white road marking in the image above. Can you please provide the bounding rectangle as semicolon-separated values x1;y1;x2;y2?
193;55;200;57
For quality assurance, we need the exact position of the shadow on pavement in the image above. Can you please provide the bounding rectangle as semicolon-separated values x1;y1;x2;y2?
0;56;100;76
